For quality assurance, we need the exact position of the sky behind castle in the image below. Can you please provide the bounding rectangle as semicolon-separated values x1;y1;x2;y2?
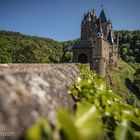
0;0;140;41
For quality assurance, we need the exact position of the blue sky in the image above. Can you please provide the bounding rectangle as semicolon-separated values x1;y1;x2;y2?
0;0;140;41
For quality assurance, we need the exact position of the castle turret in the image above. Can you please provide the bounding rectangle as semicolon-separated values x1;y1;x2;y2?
99;9;107;22
92;9;96;16
97;18;103;38
81;10;96;40
91;9;96;21
107;29;114;44
107;20;112;29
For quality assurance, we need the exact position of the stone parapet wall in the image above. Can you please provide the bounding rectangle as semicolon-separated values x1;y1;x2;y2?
0;63;79;140
0;63;76;74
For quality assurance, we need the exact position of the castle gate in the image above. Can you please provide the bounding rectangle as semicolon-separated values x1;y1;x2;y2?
78;53;88;63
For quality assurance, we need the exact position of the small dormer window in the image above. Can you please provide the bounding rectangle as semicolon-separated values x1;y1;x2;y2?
101;33;103;37
97;33;103;38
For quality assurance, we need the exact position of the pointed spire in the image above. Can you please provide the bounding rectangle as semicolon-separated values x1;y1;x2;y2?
90;9;96;22
99;9;107;22
87;10;91;21
98;18;103;33
92;9;96;17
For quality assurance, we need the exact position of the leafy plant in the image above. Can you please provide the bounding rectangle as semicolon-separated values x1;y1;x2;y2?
57;103;104;140
25;119;53;140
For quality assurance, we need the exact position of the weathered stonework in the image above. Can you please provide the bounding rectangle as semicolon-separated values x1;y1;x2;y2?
73;9;118;76
0;64;79;140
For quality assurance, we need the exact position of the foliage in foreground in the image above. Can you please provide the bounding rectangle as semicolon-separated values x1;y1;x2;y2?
24;64;140;140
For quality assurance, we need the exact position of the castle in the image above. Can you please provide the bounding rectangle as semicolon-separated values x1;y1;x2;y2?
73;9;118;76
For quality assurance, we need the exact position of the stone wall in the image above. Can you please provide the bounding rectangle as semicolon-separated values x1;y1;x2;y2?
0;64;79;140
73;47;93;63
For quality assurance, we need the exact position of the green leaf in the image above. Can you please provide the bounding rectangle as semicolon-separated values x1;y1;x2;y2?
115;120;134;140
75;103;104;140
57;109;80;140
25;118;53;140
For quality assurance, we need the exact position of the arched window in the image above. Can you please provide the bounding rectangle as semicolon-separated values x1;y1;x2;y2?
78;53;88;63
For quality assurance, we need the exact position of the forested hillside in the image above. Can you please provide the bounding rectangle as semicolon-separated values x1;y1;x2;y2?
0;30;73;63
0;30;140;63
115;30;140;63
108;60;140;107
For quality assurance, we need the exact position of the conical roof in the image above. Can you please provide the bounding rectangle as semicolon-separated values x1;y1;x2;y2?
99;9;107;22
92;9;96;17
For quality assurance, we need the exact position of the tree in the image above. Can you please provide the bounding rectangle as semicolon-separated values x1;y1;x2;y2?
133;68;140;91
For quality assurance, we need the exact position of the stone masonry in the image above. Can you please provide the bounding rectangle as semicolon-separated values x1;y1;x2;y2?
73;9;118;76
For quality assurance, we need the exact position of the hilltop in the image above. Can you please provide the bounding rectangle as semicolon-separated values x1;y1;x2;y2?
0;30;74;63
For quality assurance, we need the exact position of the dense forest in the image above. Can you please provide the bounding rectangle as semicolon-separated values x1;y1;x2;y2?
115;30;140;63
0;30;73;63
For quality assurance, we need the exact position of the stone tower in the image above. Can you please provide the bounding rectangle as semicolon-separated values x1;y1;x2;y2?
73;9;118;76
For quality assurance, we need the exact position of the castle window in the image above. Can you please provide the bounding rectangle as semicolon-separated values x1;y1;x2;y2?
101;33;103;37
